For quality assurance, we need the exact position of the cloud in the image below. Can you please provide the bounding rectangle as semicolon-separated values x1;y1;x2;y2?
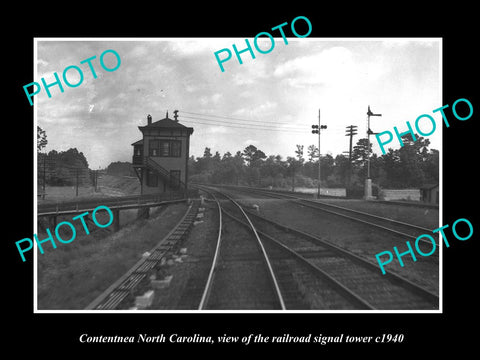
244;139;259;146
258;101;277;113
211;93;222;104
198;93;223;106
37;58;49;66
231;101;277;119
35;39;440;168
381;39;438;49
169;39;229;56
232;73;254;85
273;46;356;87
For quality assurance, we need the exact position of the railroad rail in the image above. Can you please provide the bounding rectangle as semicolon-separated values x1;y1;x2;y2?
38;190;197;214
375;199;439;209
220;185;438;246
197;186;285;310
85;200;199;310
37;199;188;217
203;184;439;209
197;192;223;310
198;185;439;310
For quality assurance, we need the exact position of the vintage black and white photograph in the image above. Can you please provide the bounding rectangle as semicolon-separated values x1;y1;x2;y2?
33;38;441;312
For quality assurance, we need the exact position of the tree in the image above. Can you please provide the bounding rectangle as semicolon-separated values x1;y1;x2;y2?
203;147;212;158
243;145;266;167
232;151;245;185
186;137;438;192
307;144;318;162
260;155;287;187
43;147;90;186
212;153;235;184
295;145;305;163
286;157;300;191
351;138;371;168
37;126;47;152
320;153;334;181
332;154;350;187
196;147;214;173
421;149;439;184
222;151;232;160
286;144;308;192
379;134;433;188
396;134;428;187
381;148;402;187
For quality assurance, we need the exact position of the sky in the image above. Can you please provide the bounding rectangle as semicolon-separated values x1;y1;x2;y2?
35;38;441;169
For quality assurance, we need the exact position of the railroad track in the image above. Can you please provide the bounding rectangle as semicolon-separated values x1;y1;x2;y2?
198;186;439;310
221;185;438;246
85;200;199;310
197;188;286;310
38;191;191;214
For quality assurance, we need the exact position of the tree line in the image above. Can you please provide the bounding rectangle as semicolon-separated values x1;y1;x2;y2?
37;125;439;196
37;126;93;187
188;134;439;196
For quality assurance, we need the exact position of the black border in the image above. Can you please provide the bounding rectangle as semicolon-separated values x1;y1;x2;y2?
7;5;479;355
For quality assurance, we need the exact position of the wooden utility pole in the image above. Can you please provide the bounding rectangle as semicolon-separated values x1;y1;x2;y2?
345;125;358;162
42;153;46;199
345;125;358;188
75;168;79;197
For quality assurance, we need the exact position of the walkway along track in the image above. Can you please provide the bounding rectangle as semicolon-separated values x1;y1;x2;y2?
221;185;439;247
85;200;199;310
38;190;195;214
199;186;439;310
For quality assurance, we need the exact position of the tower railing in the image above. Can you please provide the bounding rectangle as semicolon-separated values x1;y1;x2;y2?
145;157;187;190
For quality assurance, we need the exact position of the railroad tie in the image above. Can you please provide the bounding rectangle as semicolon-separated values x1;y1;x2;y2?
98;290;130;310
88;200;201;310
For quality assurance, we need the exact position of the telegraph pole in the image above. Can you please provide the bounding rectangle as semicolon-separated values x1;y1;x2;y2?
75;168;79;197
345;125;358;188
345;125;358;162
365;105;381;199
42;153;46;199
312;109;327;199
94;169;98;192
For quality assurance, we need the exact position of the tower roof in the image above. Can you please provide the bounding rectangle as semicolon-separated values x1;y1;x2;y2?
138;116;194;134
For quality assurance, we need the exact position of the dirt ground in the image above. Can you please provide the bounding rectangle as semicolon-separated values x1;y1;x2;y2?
37;202;189;310
37;187;439;310
137;189;439;310
148;200;220;310
222;189;440;296
38;175;140;203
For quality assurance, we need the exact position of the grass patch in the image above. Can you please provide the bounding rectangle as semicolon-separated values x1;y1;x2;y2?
319;199;439;229
37;203;188;310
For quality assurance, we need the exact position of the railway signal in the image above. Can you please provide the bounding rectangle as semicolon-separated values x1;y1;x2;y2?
311;124;327;134
365;105;381;200
345;125;358;189
311;109;327;198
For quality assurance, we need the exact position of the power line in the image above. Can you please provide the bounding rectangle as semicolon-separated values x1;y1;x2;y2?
180;110;298;126
179;115;308;131
178;111;355;136
178;116;310;133
179;117;307;133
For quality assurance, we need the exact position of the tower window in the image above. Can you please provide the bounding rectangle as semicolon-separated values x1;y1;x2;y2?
149;140;181;157
149;140;160;156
